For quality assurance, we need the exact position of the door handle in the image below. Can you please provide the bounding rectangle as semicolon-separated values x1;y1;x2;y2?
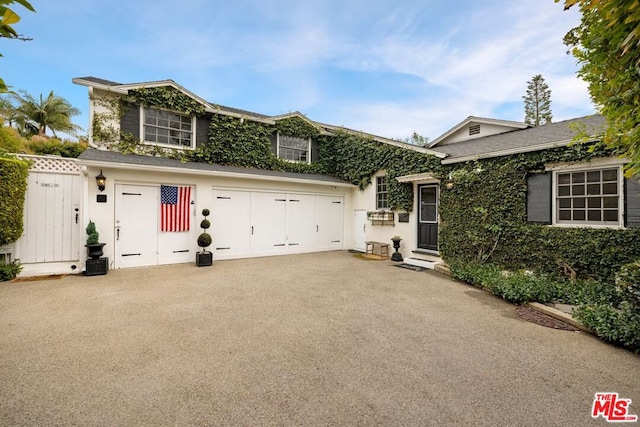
316;225;319;232
75;213;79;224
251;226;254;235
116;228;120;240
363;224;366;232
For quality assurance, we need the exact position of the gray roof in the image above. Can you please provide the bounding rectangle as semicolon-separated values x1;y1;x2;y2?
78;149;352;185
75;76;270;120
432;115;606;163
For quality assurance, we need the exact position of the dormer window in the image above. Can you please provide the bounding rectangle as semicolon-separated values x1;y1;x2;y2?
141;107;195;149
469;124;481;135
277;134;311;163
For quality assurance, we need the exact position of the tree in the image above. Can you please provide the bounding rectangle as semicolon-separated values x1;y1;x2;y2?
403;131;430;147
558;0;640;176
523;74;553;126
0;0;36;92
11;90;82;137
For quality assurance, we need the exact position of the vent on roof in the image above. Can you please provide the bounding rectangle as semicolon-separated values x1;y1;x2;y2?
469;124;481;135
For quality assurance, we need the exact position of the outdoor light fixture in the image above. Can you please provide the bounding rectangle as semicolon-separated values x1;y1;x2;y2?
445;181;454;190
95;170;106;192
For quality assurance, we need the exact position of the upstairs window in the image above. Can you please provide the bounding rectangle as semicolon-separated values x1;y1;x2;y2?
556;167;621;226
278;135;310;163
142;108;194;148
376;176;389;209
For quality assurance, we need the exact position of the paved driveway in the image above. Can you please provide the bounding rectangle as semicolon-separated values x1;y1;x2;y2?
1;251;638;426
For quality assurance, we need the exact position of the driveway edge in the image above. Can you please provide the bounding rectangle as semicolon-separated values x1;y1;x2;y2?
526;302;596;335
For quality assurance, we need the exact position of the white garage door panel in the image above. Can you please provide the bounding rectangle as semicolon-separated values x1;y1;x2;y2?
212;190;251;258
212;189;344;259
287;194;317;251
115;185;158;268
251;192;287;254
157;230;193;265
317;196;344;250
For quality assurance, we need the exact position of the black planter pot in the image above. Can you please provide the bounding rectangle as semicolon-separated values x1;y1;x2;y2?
391;239;403;262
196;251;213;267
85;243;106;260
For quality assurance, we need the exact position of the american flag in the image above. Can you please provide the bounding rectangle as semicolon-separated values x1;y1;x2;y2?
160;185;191;232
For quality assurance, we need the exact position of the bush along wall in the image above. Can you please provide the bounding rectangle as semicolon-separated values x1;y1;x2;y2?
439;142;640;283
441;143;640;351
0;154;29;281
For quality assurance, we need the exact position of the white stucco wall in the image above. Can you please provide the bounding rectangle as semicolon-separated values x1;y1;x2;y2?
83;165;355;269
350;171;418;257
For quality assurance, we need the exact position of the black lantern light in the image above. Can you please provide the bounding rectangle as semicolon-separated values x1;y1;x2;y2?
95;170;106;192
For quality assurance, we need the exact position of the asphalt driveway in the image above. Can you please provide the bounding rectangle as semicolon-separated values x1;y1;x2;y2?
1;251;638;426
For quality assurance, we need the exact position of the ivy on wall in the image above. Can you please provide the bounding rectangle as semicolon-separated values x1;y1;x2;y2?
439;142;640;281
88;85;640;282
127;87;206;117
0;155;30;245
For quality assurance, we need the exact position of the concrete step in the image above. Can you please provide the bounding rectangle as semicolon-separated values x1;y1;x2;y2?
404;257;438;270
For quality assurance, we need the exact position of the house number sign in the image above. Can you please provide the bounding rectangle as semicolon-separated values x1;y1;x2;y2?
40;183;60;188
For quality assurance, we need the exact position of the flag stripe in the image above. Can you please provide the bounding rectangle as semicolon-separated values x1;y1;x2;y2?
160;185;191;232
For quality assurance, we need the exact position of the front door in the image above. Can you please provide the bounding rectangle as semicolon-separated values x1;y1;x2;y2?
418;184;438;251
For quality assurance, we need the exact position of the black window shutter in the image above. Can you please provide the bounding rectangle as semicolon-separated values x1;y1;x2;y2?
527;172;552;224
119;102;140;139
311;138;319;163
195;116;209;147
625;177;640;228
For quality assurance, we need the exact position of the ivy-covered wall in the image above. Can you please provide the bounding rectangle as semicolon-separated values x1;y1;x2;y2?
91;85;640;281
439;143;640;282
0;155;29;245
94;86;442;210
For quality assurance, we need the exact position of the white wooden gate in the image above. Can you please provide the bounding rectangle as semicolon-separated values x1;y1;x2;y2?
15;156;82;266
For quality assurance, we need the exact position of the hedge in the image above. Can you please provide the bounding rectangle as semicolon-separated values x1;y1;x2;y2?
0;155;29;245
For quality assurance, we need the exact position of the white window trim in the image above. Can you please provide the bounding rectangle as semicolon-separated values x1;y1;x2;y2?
139;106;196;150
375;175;390;210
550;163;625;229
276;133;311;164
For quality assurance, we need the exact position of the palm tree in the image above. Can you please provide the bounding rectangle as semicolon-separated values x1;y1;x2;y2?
11;90;82;137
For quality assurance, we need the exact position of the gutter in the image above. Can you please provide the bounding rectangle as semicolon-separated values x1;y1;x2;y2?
439;138;599;165
77;158;356;188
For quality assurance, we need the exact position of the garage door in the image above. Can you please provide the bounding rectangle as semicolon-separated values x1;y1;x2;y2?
211;189;343;259
115;184;195;268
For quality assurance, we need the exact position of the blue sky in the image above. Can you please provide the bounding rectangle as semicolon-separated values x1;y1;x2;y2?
2;0;593;141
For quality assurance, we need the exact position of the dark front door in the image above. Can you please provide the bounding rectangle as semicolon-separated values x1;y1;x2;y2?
418;184;438;251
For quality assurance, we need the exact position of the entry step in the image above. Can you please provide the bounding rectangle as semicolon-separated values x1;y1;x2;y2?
404;257;438;270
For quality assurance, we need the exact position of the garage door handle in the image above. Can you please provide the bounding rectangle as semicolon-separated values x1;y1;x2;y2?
316;225;318;232
116;228;120;240
251;226;254;235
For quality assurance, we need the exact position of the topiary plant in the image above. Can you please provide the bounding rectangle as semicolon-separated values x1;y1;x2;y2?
86;220;100;245
197;209;212;251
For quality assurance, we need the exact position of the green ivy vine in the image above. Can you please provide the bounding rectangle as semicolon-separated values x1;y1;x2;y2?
439;141;640;281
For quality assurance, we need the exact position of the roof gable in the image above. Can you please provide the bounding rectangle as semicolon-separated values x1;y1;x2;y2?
429;116;529;148
432;115;606;164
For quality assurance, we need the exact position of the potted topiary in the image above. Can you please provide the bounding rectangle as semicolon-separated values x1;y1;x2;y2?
196;209;213;267
85;220;108;275
390;235;403;262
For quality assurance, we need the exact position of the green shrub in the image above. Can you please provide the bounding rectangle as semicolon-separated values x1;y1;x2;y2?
617;261;640;310
575;303;640;350
0;155;29;245
0;126;27;153
0;260;22;281
28;139;87;158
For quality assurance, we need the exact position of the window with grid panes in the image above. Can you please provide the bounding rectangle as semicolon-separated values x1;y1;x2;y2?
278;135;310;162
143;108;193;148
556;167;620;225
376;176;389;209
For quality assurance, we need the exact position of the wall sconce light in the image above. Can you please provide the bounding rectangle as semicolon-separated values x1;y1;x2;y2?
95;170;106;192
445;181;454;190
